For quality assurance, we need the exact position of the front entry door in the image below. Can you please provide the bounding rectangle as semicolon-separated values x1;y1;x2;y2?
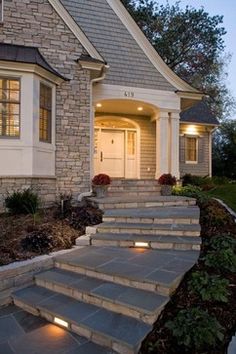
99;129;125;177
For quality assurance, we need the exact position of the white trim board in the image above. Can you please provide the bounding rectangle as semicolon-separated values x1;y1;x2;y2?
106;0;199;93
47;0;104;61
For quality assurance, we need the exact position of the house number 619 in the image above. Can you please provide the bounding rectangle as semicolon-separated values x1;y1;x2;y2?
124;91;134;98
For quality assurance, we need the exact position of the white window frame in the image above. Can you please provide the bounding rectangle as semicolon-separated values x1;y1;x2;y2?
185;135;198;164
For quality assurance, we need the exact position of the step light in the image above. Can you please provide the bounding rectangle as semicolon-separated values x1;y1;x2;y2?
54;317;69;328
134;242;149;248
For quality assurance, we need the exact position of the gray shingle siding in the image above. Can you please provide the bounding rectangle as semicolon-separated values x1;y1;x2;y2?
60;0;175;91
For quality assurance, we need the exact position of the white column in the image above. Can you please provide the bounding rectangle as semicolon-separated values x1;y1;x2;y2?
155;111;169;178
170;112;180;179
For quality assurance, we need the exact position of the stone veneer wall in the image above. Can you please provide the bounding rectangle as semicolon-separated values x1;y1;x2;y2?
0;0;91;205
0;177;57;211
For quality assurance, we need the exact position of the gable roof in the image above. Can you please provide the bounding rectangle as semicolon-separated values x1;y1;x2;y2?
0;43;67;80
180;101;219;126
54;0;200;93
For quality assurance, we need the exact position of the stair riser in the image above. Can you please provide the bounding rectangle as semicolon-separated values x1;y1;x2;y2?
103;216;199;225
13;297;136;354
97;201;196;210
110;180;160;187
35;278;160;325
109;186;161;192
91;239;201;251
97;227;200;237
55;261;177;297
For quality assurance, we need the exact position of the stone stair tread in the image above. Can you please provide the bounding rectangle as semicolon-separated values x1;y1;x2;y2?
104;206;199;219
98;222;201;231
90;195;195;204
13;285;151;351
91;233;201;244
55;247;199;287
36;268;169;314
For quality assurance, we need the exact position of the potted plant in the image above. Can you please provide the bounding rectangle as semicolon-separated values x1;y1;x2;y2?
92;174;111;198
158;173;176;196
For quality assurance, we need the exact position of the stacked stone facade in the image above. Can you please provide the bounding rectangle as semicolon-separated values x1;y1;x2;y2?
0;0;91;209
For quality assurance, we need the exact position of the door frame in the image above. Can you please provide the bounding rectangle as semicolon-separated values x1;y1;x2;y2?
94;116;140;179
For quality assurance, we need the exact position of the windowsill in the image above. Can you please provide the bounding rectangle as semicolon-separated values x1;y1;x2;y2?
185;161;198;165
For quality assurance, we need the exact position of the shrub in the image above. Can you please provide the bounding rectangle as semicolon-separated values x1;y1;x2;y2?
5;189;39;215
165;308;224;350
21;228;54;254
201;200;233;229
204;248;236;273
188;271;230;303
212;176;230;185
158;173;176;186
69;203;103;231
207;235;236;252
92;174;111;185
172;185;209;203
182;174;213;187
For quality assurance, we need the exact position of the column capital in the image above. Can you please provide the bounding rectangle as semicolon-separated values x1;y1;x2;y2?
158;111;169;120
170;112;181;120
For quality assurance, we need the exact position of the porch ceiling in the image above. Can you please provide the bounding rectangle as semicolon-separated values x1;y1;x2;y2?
95;99;158;117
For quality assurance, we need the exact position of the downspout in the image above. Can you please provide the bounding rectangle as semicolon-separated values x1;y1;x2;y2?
78;65;109;202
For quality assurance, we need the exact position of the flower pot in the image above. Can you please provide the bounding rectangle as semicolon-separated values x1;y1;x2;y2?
92;184;109;198
161;185;172;196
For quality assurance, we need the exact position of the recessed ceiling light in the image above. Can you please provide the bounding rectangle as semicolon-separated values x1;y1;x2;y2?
96;103;102;108
137;107;143;111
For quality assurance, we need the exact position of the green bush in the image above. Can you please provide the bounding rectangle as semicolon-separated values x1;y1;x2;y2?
5;189;39;215
172;185;209;203
182;174;213;187
165;308;224;350
207;235;236;252
188;271;230;302
211;176;230;185
204;248;236;273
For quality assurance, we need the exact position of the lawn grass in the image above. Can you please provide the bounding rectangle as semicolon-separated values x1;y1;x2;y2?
206;184;236;212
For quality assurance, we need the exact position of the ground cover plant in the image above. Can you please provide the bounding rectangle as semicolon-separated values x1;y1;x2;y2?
0;191;102;266
140;194;236;354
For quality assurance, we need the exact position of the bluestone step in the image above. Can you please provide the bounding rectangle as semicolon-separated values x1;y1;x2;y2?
54;246;199;296
103;206;199;224
13;285;151;354
91;233;201;251
96;222;201;237
89;195;196;210
35;268;169;324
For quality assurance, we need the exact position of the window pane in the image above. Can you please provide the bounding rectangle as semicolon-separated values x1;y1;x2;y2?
186;137;197;162
0;78;20;137
39;83;52;143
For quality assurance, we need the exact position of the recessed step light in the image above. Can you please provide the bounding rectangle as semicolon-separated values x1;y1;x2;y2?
54;317;69;328
134;241;149;248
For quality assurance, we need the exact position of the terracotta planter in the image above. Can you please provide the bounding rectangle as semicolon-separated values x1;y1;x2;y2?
160;184;172;196
92;184;109;198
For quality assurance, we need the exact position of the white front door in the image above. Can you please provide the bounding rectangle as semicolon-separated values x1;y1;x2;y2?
95;129;125;177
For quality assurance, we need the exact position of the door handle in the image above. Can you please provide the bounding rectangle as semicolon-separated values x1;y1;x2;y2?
100;151;103;162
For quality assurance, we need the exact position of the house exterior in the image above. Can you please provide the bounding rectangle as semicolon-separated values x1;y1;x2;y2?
0;0;218;208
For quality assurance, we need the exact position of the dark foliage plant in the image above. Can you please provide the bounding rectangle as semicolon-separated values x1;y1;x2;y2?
21;228;54;254
165;308;224;350
204;248;236;273
158;173;176;186
92;174;111;185
188;271;230;303
5;189;39;215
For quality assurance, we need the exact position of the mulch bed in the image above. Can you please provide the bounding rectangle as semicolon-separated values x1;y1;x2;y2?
0;201;103;266
140;199;236;354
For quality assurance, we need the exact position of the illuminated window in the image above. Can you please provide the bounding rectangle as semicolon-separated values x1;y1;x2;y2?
186;137;197;162
0;0;4;23
127;131;136;155
39;83;52;143
0;78;20;137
